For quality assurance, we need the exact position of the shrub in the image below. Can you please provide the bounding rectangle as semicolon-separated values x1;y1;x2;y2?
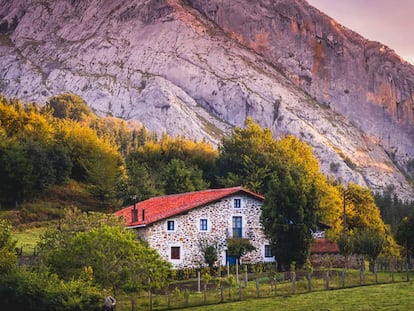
0;269;102;311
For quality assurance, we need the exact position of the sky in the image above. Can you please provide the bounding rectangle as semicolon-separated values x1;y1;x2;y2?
307;0;414;64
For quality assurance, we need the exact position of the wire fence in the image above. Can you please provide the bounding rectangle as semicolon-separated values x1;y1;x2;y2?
117;261;414;311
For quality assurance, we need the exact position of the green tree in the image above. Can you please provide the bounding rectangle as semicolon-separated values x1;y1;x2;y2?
46;93;93;121
0;269;102;311
396;212;414;259
353;228;385;271
126;161;162;202
217;119;343;270
198;238;220;271
375;186;414;233
38;208;171;295
0;220;17;274
337;232;353;268
216;118;275;193
226;237;256;263
161;159;209;194
126;135;216;196
261;166;319;271
0;139;34;203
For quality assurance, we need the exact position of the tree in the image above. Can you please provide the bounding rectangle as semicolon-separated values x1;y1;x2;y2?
0;139;34;203
217;119;343;270
0;98;63;204
335;183;399;259
375;186;414;233
0;220;17;274
261;166;319;271
38;208;171;295
57;120;126;207
337;232;353;268
353;228;385;271
396;212;414;260
226;237;256;263
46;93;93;121
125;135;216;196
344;183;386;233
161;159;209;194
198;238;220;272
216;118;276;193
126;161;162;202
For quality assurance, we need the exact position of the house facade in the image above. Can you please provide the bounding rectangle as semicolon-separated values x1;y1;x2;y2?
115;186;275;269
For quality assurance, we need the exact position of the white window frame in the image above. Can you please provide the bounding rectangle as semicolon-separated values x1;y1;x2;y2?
198;218;210;232
169;244;183;263
230;215;244;238
166;219;177;232
233;197;242;209
263;244;276;263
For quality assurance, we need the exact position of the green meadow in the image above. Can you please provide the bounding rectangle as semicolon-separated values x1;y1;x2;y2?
184;281;414;311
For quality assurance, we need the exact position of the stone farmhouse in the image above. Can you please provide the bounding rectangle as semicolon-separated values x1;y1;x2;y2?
115;186;276;269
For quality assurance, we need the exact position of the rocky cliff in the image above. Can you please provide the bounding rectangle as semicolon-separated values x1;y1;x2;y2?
0;0;413;198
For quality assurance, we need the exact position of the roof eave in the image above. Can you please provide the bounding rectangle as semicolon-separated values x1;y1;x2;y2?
126;224;147;229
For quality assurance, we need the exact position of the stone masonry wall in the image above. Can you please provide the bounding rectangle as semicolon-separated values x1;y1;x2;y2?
136;194;274;269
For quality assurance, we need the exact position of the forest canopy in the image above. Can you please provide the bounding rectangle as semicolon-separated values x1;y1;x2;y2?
0;93;407;261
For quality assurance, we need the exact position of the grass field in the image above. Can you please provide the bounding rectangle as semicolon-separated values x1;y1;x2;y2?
10;222;414;310
13;225;49;256
183;281;414;311
114;272;414;311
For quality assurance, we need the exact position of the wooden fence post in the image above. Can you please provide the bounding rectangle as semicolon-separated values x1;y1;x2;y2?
239;283;242;301
197;271;201;293
220;286;224;303
185;288;189;306
291;271;296;294
148;276;152;311
203;284;207;305
325;270;329;290
130;296;135;311
341;269;345;288
307;273;312;292
236;259;239;283
148;290;152;311
244;265;248;287
256;277;260;298
406;261;410;282
274;276;277;296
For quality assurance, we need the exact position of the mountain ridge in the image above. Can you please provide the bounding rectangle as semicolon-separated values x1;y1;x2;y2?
0;0;413;199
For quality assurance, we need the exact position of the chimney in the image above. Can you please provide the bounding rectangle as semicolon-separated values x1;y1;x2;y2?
131;195;138;223
142;209;145;221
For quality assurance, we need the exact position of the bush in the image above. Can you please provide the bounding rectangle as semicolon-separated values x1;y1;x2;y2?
0;269;103;311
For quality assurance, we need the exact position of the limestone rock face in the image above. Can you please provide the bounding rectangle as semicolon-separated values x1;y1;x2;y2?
0;0;413;199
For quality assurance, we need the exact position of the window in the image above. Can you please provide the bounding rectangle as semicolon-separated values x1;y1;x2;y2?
232;216;243;237
264;245;272;258
171;246;180;260
200;219;208;231
234;198;241;208
167;220;175;231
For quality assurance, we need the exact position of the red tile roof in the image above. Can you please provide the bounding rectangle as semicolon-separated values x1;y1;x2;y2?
311;238;340;254
114;186;264;228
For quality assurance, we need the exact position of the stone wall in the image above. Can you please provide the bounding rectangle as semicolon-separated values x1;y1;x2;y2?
136;194;274;269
